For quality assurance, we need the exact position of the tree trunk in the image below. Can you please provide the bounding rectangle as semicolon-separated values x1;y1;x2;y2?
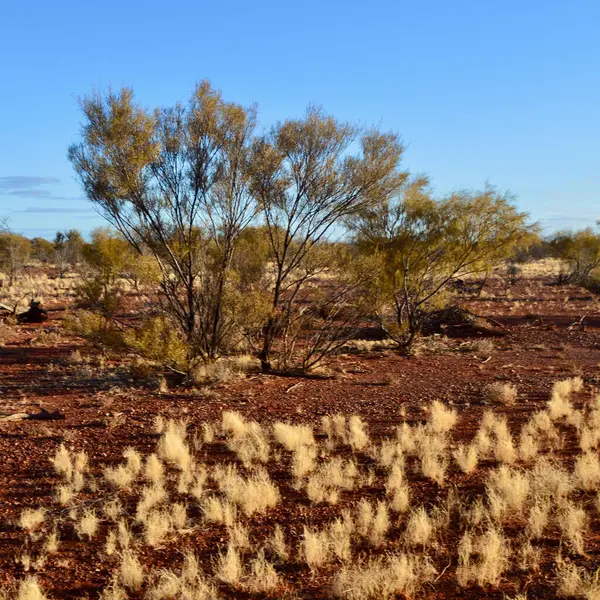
208;250;232;359
259;273;283;371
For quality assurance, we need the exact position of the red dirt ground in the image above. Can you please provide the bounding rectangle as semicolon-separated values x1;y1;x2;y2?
1;275;600;598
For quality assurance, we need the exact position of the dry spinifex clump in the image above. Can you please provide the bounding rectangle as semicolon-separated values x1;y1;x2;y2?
484;381;518;405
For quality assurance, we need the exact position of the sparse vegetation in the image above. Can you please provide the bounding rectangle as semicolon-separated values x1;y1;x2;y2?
1;2;598;595
3;358;600;600
0;90;599;599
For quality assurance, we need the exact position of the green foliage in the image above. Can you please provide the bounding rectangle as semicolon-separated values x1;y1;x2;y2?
30;237;55;263
54;229;85;252
351;180;535;348
67;309;189;372
124;316;189;371
82;227;132;283
0;232;31;285
234;289;273;347
75;275;123;316
64;310;125;352
69;81;259;362
512;232;548;262
68;80;537;372
249;107;405;369
297;245;372;371
548;228;600;284
127;253;162;287
231;226;270;289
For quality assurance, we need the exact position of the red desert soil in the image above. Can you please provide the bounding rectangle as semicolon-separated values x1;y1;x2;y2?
1;275;600;598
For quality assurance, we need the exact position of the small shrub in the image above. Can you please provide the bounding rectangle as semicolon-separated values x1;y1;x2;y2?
484;382;518;405
332;552;436;599
471;338;495;355
215;544;243;586
76;509;99;540
19;508;45;533
348;415;370;451
574;452;600;491
247;551;279;593
158;419;192;472
120;552;145;591
404;506;433;546
144;509;172;546
300;527;330;569
557;502;587;555
273;422;315;451
428;400;458;434
50;444;73;479
548;377;582;420
453;444;479;474
267;525;288;562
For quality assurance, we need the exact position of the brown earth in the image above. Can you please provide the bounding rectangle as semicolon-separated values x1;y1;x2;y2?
1;275;599;598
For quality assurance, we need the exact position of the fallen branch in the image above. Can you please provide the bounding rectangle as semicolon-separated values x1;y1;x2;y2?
27;408;65;420
0;408;65;422
466;310;507;330
0;413;29;422
285;382;303;393
434;560;452;582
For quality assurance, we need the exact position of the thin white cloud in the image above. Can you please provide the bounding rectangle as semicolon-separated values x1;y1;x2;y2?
0;176;84;201
14;207;94;214
0;176;60;190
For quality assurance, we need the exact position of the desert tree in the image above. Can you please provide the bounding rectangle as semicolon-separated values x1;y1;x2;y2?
350;179;534;349
68;81;258;364
30;237;55;264
250;108;405;370
53;229;85;277
548;228;600;284
261;240;375;372
82;227;132;285
74;227;137;319
0;221;31;286
296;246;377;372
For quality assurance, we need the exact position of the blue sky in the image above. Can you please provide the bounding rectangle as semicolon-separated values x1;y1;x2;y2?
1;0;598;238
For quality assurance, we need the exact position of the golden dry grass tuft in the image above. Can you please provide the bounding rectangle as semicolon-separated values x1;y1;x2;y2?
484;381;518;405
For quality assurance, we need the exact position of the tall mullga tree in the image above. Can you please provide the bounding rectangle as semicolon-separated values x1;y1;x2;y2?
249;108;405;370
68;81;258;364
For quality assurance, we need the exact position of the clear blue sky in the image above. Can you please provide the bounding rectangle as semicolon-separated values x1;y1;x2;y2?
1;0;598;238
